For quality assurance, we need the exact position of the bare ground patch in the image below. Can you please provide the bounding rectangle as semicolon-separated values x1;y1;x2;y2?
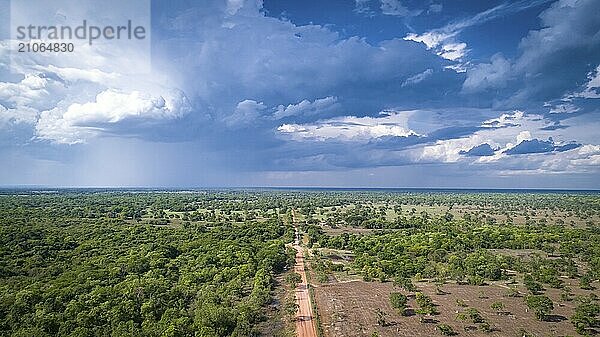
313;279;592;337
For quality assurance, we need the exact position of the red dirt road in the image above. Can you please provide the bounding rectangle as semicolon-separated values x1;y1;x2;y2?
294;228;318;337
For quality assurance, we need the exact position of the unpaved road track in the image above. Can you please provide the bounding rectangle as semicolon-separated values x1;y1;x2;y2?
293;226;317;337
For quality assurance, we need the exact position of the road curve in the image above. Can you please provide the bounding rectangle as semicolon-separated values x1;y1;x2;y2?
293;226;318;337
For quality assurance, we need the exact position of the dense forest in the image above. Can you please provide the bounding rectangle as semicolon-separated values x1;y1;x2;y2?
0;191;295;337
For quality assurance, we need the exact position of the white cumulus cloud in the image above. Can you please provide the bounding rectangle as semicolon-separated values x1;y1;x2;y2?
273;96;339;119
278;111;420;141
463;54;512;93
36;89;191;144
223;99;267;128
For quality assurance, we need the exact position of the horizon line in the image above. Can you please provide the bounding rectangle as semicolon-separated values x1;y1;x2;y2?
0;185;598;192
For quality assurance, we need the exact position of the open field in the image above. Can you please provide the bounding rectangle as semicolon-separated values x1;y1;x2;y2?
314;279;599;337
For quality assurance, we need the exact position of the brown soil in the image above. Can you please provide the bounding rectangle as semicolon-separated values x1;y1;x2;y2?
313;279;593;337
295;230;318;337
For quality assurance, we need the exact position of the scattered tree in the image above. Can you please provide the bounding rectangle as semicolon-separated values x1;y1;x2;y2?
524;274;544;294
437;323;457;336
490;301;505;315
525;295;554;321
415;292;438;315
571;300;600;335
389;292;408;315
285;272;302;289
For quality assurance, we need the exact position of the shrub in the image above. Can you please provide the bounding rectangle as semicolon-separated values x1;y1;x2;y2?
437;323;457;336
524;274;544;294
525;295;554;321
415;292;438;315
285;272;302;288
490;301;504;314
571;301;600;335
389;292;408;315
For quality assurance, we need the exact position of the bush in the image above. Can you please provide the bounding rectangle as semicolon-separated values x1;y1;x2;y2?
415;292;437;315
524;274;544;294
437;323;457;336
571;301;600;335
389;292;408;314
394;277;416;292
285;272;302;288
525;295;554;321
466;308;485;323
479;321;492;332
490;301;504;313
457;308;484;324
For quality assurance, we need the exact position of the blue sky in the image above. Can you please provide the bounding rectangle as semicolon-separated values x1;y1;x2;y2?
0;0;599;188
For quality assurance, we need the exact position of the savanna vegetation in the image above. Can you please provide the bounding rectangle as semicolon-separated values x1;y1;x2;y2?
296;190;600;335
0;190;296;337
1;189;599;336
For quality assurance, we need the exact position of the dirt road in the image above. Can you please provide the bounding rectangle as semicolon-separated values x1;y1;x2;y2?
293;226;318;337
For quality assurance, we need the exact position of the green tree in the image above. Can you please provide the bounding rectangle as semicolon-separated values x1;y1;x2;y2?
524;274;544;294
285;272;302;289
490;301;505;314
389;292;408;315
394;277;416;292
571;301;600;335
456;308;484;324
579;275;595;290
437;323;457;336
415;292;437;315
525;295;554;321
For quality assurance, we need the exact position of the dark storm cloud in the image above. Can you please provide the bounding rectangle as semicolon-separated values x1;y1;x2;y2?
503;138;581;155
459;143;496;157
